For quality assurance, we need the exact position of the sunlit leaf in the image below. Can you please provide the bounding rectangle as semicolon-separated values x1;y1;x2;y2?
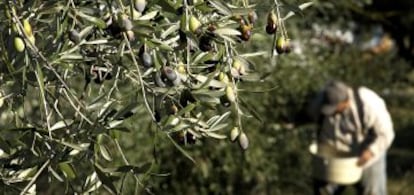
214;28;241;36
138;11;159;20
99;144;113;161
59;162;76;180
77;12;107;29
176;103;197;116
283;2;314;20
208;0;232;15
17;166;38;179
50;119;74;131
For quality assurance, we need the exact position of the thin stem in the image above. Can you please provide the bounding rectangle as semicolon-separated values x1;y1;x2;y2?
62;89;94;124
225;41;243;132
114;139;153;194
107;66;121;100
274;0;288;39
34;61;52;138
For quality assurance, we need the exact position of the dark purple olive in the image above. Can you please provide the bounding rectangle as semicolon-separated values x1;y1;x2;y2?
266;23;277;34
107;23;122;38
239;25;252;41
186;132;196;144
180;90;196;107
220;95;231;107
161;66;177;81
69;30;81;44
154;110;161;122
266;11;278;35
176;6;184;15
199;36;212;52
141;52;153;67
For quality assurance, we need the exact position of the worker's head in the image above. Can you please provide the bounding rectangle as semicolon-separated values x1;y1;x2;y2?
320;80;350;116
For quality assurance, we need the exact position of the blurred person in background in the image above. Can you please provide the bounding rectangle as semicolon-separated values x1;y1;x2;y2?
309;80;394;195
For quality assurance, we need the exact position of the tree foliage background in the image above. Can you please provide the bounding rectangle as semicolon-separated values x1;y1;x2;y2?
1;0;414;194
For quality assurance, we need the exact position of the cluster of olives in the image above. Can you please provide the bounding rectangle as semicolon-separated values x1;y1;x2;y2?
230;127;249;150
174;130;197;145
185;14;214;52
265;11;292;54
12;19;35;53
234;11;257;42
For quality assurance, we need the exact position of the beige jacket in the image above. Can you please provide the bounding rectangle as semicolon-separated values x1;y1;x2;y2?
312;87;394;167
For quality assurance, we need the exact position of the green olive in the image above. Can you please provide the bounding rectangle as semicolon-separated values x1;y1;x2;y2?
276;37;286;54
225;86;236;103
233;58;242;69
276;37;291;54
238;132;249;150
14;37;25;52
134;0;146;13
177;63;186;74
126;30;135;41
218;72;229;84
120;14;133;31
230;127;240;142
23;19;32;36
189;15;202;34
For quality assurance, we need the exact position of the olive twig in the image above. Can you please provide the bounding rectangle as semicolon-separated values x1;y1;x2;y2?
107;66;121;100
122;33;157;122
274;0;288;39
6;1;93;125
224;41;243;135
114;139;153;195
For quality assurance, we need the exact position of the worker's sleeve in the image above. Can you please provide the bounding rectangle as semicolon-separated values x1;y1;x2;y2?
360;88;395;156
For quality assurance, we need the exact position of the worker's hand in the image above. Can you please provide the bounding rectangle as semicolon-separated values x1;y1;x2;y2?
357;149;374;166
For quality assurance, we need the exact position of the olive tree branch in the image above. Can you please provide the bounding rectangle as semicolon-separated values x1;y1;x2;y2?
122;33;156;122
7;1;93;125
